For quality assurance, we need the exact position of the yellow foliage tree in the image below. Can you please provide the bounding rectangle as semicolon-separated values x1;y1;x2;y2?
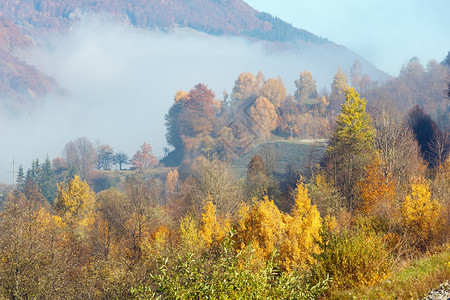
326;87;376;210
199;200;230;248
141;225;171;260
237;196;285;262
401;179;442;248
231;72;257;103
55;175;96;234
330;66;350;109
165;169;179;196
174;90;188;102
280;179;322;271
179;214;201;253
237;184;322;272
261;77;287;107
250;96;278;142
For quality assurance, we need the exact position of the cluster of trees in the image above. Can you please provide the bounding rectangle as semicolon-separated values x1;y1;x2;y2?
13;138;160;194
364;54;450;131
164;54;449;170
53;138;159;175
164;69;350;165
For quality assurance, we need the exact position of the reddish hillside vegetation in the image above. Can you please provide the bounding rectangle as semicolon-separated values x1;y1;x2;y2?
0;16;57;108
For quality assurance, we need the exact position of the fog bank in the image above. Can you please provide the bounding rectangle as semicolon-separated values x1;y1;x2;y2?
0;15;373;183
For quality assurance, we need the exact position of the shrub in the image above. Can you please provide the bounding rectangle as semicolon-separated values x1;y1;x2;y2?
131;234;330;299
401;179;442;250
310;224;393;290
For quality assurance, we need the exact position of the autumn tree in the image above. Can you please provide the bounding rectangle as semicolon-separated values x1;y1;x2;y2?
428;131;450;169
261;77;287;107
54;175;96;238
178;214;201;253
63;137;97;179
350;60;362;91
280;179;322;271
95;188;129;255
309;172;343;217
230;72;258;105
164;169;179;196
123;174;165;260
330;67;349;110
131;142;158;170
250;96;278;142
294;71;318;105
401;179;442;250
325;87;375;210
0;192;77;298
186;158;243;217
97;144;114;170
247;154;266;182
22;176;45;207
356;157;396;215
245;154;278;201
165;84;218;163
237;196;285;263
52;157;67;174
277;96;302;138
199;200;230;248
237;180;322;272
371;102;427;190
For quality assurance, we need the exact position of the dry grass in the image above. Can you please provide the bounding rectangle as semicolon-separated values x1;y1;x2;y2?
328;245;450;299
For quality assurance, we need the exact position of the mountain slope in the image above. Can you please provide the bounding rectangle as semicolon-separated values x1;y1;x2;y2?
0;0;325;44
0;16;57;109
0;0;389;106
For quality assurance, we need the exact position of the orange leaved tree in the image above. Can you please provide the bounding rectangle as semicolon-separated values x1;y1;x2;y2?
131;142;158;170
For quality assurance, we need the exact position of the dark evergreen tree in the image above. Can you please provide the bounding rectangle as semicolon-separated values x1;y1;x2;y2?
407;105;441;167
16;165;25;192
66;167;77;182
38;156;57;203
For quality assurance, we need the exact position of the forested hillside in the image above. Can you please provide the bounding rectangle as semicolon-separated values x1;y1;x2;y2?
0;0;388;107
0;16;58;106
0;0;323;43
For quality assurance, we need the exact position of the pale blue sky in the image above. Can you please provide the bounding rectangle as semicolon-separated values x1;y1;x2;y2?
245;0;449;75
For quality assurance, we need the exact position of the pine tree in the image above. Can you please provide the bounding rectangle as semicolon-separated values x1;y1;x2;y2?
16;165;25;191
39;156;57;203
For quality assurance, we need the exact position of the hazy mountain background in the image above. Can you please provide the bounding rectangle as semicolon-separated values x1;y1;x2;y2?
0;0;389;101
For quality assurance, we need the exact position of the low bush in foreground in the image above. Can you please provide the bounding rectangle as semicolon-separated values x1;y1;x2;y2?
131;235;330;300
